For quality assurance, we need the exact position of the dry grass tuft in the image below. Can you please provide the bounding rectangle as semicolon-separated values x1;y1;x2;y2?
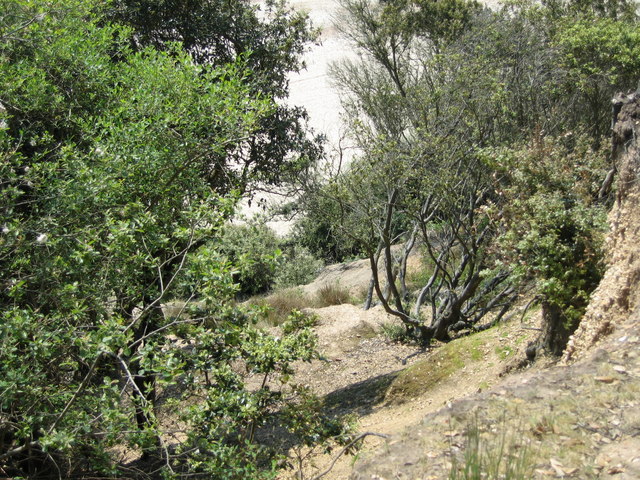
249;283;362;327
252;288;314;327
316;283;351;307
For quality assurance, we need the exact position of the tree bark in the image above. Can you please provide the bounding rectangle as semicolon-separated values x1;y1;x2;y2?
364;242;384;310
538;301;579;356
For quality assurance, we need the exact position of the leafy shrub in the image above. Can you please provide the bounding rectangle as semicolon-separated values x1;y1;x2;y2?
217;223;324;297
0;1;316;477
291;187;366;264
381;321;413;343
553;14;640;137
273;245;324;289
488;133;609;353
219;221;282;296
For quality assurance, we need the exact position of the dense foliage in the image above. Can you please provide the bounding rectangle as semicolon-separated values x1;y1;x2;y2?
0;0;337;478
216;221;323;296
488;135;609;354
109;0;324;194
1;0;638;475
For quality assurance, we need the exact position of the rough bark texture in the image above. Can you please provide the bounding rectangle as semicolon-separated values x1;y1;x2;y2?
540;301;574;356
564;91;640;362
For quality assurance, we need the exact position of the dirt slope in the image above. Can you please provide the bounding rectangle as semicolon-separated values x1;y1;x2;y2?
351;313;640;479
274;279;540;479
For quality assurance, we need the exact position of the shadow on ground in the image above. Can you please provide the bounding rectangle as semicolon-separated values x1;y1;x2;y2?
322;370;400;417
253;369;400;466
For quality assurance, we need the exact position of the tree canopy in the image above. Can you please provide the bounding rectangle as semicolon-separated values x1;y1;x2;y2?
109;0;324;194
0;0;335;477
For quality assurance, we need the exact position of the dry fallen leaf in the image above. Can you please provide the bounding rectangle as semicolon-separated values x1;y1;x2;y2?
550;458;565;477
535;469;557;476
608;466;625;474
594;376;615;383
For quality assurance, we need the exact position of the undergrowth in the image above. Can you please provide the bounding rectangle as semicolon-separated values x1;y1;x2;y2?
381;322;415;344
252;283;358;326
449;414;534;480
316;283;351;307
254;288;313;326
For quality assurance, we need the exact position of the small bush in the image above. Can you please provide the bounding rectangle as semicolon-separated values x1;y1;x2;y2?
291;189;365;264
381;322;412;343
351;284;371;306
273;246;324;290
219;221;282;296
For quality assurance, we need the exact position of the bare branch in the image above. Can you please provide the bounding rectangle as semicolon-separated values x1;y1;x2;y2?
309;432;390;480
46;353;103;436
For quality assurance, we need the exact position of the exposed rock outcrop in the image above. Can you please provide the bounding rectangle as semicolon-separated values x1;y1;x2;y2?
564;92;640;362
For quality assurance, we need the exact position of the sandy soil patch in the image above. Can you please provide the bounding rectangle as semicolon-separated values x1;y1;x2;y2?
275;298;540;480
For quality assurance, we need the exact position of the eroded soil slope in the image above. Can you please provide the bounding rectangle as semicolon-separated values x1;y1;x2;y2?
272;292;540;479
352;314;640;479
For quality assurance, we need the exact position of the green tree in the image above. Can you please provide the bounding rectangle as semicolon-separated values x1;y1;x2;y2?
323;0;638;351
554;16;640;138
109;0;324;194
0;1;323;477
490;135;609;356
327;0;519;343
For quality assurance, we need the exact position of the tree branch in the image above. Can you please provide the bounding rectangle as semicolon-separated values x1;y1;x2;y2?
309;432;389;480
